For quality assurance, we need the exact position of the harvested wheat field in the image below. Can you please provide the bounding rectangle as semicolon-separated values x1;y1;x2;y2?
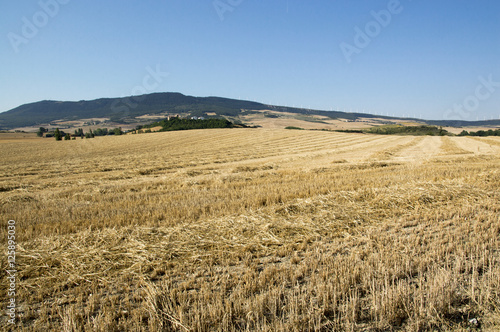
1;129;499;331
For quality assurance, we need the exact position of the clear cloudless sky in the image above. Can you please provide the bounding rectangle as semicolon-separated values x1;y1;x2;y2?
1;0;499;120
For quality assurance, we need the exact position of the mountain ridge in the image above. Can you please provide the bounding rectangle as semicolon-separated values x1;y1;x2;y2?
1;92;499;130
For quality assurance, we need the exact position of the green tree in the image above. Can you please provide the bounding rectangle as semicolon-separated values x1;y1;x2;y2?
74;128;84;138
54;128;62;141
64;133;71;140
93;128;108;136
37;127;47;137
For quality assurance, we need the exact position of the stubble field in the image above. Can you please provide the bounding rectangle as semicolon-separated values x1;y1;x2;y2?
1;129;499;331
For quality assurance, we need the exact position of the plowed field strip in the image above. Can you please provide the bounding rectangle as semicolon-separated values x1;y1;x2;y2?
438;137;474;156
470;136;500;147
390;136;442;163
455;137;500;154
367;136;421;161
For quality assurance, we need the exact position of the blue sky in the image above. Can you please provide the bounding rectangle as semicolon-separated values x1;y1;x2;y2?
1;0;499;120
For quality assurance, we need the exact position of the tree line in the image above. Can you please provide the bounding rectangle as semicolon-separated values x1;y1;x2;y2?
143;117;234;132
458;128;500;137
365;125;450;136
37;127;124;140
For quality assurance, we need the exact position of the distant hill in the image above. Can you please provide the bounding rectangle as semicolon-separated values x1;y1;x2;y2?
0;93;268;129
0;92;499;129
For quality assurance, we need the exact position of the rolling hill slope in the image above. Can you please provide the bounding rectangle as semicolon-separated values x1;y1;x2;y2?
0;92;499;129
0;93;269;129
